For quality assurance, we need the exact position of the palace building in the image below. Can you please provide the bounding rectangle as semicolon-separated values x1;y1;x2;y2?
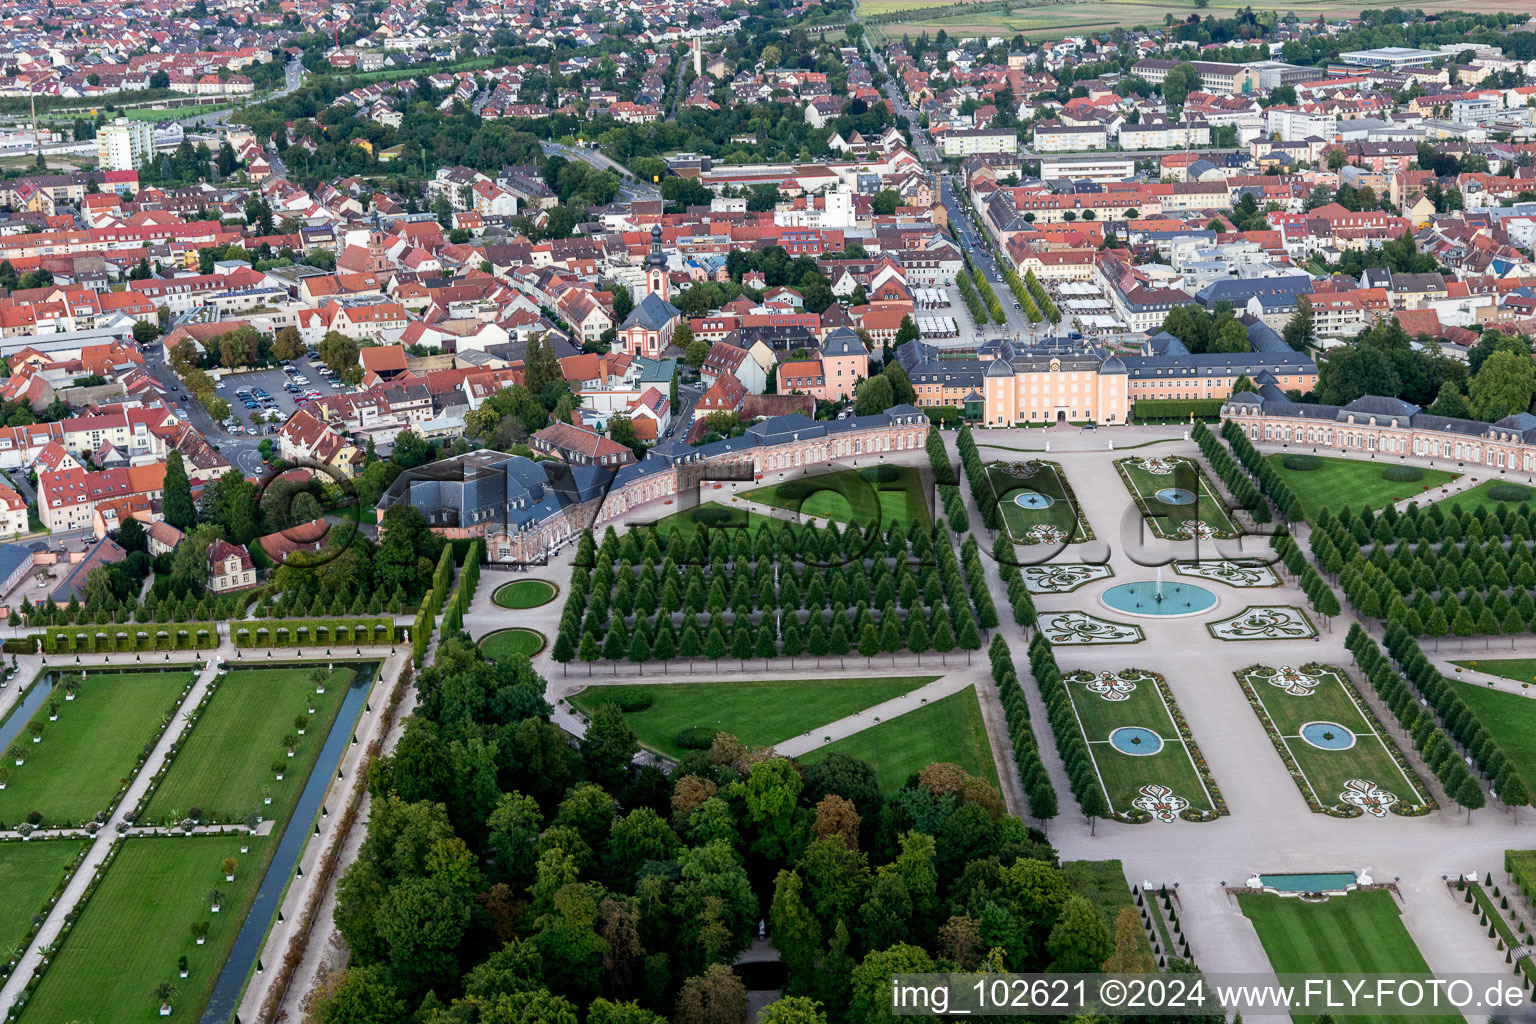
896;332;1317;426
1223;382;1536;473
379;405;931;563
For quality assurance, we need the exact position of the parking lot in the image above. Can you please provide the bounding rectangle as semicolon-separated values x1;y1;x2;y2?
212;352;350;436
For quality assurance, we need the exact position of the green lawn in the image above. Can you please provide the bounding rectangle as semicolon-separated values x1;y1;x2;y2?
798;686;999;794
1061;860;1152;956
142;665;359;825
1238;666;1430;814
744;465;931;530
0;839;85;960
1062;669;1220;818
568;676;938;759
645;501;782;540
492;579;558;609
20;835;269;1024
1264;453;1459;520
479;628;546;661
0;669;194;826
1238;889;1458;1024
1115;456;1239;539
987;460;1092;544
1444;669;1536;796
1444;479;1536;514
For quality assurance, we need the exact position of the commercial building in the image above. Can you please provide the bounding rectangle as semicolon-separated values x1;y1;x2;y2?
1338;47;1441;70
1131;60;1259;96
96;118;155;172
1039;155;1136;183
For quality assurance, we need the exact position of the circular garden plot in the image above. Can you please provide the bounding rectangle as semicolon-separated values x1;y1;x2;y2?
479;628;547;661
492;579;558;609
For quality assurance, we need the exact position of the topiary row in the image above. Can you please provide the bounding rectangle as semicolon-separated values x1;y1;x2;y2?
1364;623;1526;818
955;267;988;324
1193;421;1270;523
1309;503;1536;636
1217;419;1304;521
1023;269;1060;322
972;267;1007;325
995;532;1038;631
990;632;1057;821
1030;632;1108;821
956;425;1001;530
1001;266;1042;323
1271;530;1341;622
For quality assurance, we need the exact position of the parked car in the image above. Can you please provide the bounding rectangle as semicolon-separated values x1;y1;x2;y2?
214;381;227;390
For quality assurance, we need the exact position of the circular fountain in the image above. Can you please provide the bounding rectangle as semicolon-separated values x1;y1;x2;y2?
1100;574;1217;618
1011;491;1054;509
1108;726;1164;756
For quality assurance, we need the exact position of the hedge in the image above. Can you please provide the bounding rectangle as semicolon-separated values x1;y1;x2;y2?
43;622;220;654
230;617;396;648
1132;399;1224;424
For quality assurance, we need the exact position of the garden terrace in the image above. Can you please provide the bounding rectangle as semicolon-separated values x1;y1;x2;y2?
16;834;270;1024
566;676;938;760
1113;455;1240;540
0;668;197;828
797;686;999;794
1234;664;1434;818
984;460;1092;546
140;664;363;826
1238;889;1456;1024
742;465;932;529
1312;499;1536;638
552;517;989;669
1056;668;1224;823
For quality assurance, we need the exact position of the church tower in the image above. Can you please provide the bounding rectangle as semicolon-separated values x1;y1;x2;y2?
646;224;668;300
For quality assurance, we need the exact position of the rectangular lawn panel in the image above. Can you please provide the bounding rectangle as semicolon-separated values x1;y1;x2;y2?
567;676;939;759
1443;671;1536;796
798;686;998;794
0;839;86;960
1114;456;1238;539
1264;453;1459;520
142;665;359;826
1061;668;1221;819
1238;889;1459;1024
0;669;195;826
19;834;269;1024
744;466;931;530
986;460;1092;544
1237;665;1432;815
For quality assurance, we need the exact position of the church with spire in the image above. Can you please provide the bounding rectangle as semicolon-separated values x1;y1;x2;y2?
619;225;682;358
